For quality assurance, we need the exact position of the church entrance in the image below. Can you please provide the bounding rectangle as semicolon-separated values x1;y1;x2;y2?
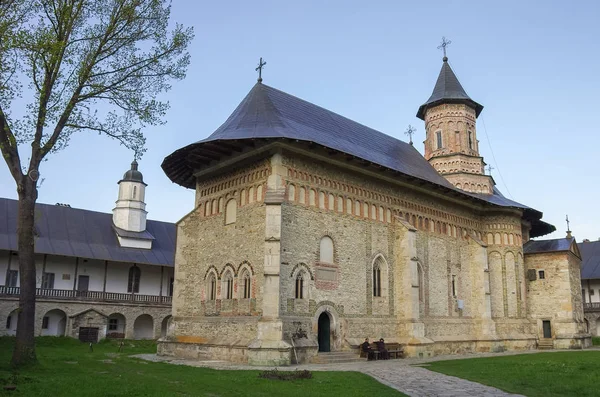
318;312;330;352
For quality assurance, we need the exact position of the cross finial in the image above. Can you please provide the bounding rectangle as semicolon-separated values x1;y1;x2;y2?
566;215;572;238
486;164;494;175
405;124;416;145
437;36;452;62
255;57;267;83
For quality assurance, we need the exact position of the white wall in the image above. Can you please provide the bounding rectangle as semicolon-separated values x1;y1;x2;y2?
44;256;77;290
583;280;600;303
1;250;173;296
78;259;105;291
40;309;67;336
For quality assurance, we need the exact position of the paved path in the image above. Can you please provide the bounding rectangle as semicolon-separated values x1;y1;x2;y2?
134;352;533;396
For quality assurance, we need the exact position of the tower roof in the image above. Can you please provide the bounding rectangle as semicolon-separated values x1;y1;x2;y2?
416;59;483;120
120;160;146;185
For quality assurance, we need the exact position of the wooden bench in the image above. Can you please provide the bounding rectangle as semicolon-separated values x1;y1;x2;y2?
358;342;404;360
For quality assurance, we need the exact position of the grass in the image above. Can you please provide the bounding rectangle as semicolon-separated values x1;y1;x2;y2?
426;351;600;397
0;337;403;396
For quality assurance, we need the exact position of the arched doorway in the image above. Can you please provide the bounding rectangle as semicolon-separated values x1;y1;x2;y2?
41;309;67;336
317;312;330;352
107;313;126;338
161;315;172;338
5;309;18;336
133;314;154;339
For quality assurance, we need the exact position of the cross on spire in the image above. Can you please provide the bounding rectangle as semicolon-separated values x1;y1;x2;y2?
405;124;416;145
486;164;494;175
566;214;571;233
437;36;452;61
256;57;267;83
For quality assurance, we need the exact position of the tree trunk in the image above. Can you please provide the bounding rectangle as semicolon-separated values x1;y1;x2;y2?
11;176;38;367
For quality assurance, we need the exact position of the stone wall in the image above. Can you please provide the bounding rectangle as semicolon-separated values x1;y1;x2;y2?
0;297;170;340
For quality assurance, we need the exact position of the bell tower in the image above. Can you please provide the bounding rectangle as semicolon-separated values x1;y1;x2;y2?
417;48;494;195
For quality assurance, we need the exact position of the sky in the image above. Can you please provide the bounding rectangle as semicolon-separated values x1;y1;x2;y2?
1;0;599;241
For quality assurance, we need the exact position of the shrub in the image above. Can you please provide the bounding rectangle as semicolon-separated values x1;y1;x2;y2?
258;369;313;381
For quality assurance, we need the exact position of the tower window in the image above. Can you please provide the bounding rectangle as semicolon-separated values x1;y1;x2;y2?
133;186;137;199
295;273;304;299
539;270;545;280
468;131;473;149
436;131;443;149
128;265;141;293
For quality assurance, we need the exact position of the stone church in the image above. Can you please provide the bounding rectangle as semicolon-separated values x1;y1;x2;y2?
158;54;590;365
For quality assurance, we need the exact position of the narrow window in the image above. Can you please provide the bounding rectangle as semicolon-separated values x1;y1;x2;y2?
299;187;306;204
169;277;174;297
373;266;381;297
42;316;49;329
128;265;141;293
539;270;545;280
468;131;473;149
208;274;216;300
288;184;296;201
41;272;55;289
6;316;11;329
242;273;251;299
223;273;233;299
295;274;304;299
133;186;137;199
452;275;457;297
6;270;18;287
436;131;443;149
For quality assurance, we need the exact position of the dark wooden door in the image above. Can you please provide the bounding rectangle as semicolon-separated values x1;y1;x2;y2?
77;275;89;292
542;320;552;338
79;327;98;343
318;312;330;352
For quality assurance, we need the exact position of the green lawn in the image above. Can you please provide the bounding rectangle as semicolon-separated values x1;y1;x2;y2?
0;337;403;396
592;336;600;346
426;351;600;397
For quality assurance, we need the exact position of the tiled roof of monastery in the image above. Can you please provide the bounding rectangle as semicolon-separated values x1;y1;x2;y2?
581;240;600;279
416;58;483;119
162;82;554;237
523;238;576;255
0;198;175;267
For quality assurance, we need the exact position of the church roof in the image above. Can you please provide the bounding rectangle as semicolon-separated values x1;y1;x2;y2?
524;237;581;259
416;59;483;120
581;240;600;279
0;198;175;267
162;82;553;237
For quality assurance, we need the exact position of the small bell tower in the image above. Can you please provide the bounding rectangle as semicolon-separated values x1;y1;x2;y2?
417;38;494;195
112;160;152;249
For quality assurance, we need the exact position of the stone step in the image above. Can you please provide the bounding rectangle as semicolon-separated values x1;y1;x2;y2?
310;351;364;364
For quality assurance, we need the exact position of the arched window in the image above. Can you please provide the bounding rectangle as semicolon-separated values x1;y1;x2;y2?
240;270;251;299
328;193;335;210
373;263;381;297
218;197;224;213
299;187;306;204
468;131;473;149
295;273;304;299
436;131;443;149
319;236;334;263
222;271;233;300
319;192;325;209
225;199;237;224
288;184;296;201
346;198;352;214
354;200;360;216
249;187;255;203
257;185;263;201
309;189;316;206
128;265;141;293
207;273;217;300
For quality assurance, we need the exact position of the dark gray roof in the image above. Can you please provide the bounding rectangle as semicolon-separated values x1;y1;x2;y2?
0;198;175;267
523;238;578;256
120;160;146;185
416;59;483;120
162;82;553;237
581;240;600;279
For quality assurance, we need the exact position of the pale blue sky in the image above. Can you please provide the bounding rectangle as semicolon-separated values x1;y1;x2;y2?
1;0;598;240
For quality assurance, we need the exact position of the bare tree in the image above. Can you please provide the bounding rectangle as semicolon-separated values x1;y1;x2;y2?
0;0;193;367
